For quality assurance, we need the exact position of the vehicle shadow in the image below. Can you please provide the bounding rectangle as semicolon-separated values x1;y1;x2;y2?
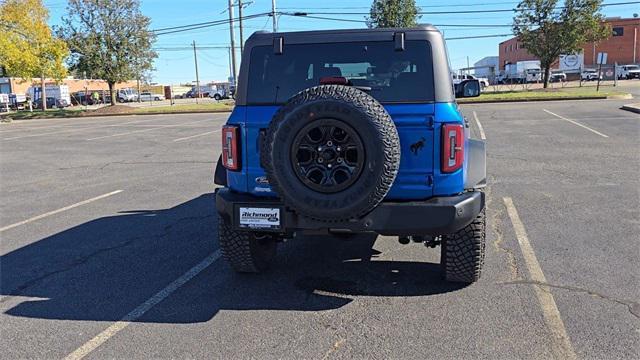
1;193;464;324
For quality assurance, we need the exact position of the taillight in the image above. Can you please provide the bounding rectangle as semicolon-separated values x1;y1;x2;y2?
441;123;464;173
221;125;240;171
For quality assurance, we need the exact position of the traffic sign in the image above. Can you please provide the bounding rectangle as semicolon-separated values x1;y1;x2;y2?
597;52;608;65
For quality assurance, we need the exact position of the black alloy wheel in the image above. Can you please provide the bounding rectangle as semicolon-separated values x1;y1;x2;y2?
291;119;365;194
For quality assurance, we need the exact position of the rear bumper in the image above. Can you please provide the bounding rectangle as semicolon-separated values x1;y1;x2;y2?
215;188;484;236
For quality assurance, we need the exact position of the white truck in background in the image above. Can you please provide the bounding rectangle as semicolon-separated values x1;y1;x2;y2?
617;64;640;79
117;88;138;102
500;60;542;83
452;73;490;89
29;84;71;107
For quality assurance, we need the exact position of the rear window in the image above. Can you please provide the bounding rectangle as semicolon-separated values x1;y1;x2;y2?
247;40;434;104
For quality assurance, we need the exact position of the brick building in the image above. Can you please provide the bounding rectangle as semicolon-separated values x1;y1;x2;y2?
498;17;639;70
0;77;138;95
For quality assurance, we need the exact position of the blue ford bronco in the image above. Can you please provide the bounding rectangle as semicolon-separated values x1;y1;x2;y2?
215;26;487;283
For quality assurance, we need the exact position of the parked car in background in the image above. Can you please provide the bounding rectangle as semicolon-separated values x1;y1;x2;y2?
173;90;189;99
184;89;210;98
617;64;640;79
71;91;111;105
452;73;489;89
55;98;70;108
117;88;138;102
209;88;229;100
139;92;165;101
9;93;27;110
581;69;602;81
33;97;70;109
550;71;567;82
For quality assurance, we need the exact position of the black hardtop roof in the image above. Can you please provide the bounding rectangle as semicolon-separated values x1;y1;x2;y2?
247;24;440;42
235;24;454;105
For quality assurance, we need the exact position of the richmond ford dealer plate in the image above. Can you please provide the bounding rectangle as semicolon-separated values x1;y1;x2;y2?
238;207;281;229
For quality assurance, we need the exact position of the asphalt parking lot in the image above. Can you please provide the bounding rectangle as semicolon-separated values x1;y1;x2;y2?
1;99;638;359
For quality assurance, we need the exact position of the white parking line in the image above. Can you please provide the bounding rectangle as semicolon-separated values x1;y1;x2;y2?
86;126;168;140
2;116;186;141
0;190;123;233
0;124;80;134
3;125;107;140
472;111;486;140
86;118;214;140
503;197;577;360
173;129;221;142
543;109;609;138
64;250;221;360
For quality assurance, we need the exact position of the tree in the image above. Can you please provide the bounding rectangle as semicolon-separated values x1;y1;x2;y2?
58;0;157;106
0;0;69;110
512;0;609;88
367;0;421;28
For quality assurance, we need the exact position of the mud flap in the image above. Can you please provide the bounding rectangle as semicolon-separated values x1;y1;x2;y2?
464;139;486;189
214;155;227;186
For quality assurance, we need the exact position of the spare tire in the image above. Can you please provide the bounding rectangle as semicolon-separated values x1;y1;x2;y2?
262;85;400;222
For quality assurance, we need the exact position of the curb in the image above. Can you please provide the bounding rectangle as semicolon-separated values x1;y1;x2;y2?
620;104;640;114
0;108;232;121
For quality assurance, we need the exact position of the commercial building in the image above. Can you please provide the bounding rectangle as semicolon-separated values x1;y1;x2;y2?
473;56;499;78
0;77;137;95
498;17;639;70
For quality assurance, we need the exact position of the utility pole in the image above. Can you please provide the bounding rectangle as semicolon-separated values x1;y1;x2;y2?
238;0;244;56
192;40;201;104
271;0;277;32
228;0;237;85
466;56;470;75
228;46;233;83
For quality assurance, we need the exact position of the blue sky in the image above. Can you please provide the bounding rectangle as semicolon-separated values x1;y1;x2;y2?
43;0;638;84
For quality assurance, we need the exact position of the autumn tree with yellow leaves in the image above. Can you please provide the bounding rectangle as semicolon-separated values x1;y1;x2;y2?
0;0;69;110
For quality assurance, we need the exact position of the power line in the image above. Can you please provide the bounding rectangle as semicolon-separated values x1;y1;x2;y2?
154;46;231;51
445;33;513;40
150;1;638;37
152;12;270;35
292;1;640;15
281;13;513;27
278;1;522;9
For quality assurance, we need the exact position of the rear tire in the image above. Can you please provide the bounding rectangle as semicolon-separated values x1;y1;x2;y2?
218;215;277;273
441;209;486;284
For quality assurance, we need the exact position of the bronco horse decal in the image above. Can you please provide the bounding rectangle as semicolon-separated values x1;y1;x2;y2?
410;137;426;155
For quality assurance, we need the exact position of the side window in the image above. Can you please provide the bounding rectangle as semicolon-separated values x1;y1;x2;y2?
612;27;624;36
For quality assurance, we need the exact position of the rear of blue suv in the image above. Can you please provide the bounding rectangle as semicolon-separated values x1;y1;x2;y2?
215;26;487;284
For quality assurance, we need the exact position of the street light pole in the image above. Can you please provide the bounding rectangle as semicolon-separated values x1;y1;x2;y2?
238;0;244;56
193;40;201;104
